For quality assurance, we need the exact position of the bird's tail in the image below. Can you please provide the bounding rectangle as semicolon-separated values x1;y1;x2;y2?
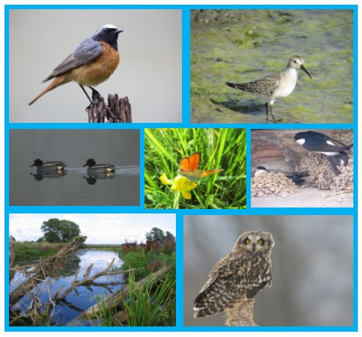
327;152;349;176
28;76;67;105
225;82;246;90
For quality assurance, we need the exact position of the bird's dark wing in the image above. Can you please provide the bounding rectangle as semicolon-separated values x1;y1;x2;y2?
305;141;349;153
194;253;255;309
43;38;104;81
324;136;353;150
305;132;352;151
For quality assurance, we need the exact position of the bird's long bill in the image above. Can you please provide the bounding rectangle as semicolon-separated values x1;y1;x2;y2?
179;169;224;181
301;65;312;79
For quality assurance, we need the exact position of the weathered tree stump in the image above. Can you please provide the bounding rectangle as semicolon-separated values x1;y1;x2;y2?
87;92;132;123
224;298;258;326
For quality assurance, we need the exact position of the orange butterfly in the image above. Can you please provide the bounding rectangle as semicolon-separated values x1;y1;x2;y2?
179;152;224;181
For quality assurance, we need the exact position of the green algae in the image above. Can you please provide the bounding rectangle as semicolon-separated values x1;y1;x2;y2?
191;9;354;124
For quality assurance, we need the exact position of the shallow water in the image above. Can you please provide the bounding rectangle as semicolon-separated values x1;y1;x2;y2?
11;249;124;326
191;9;354;124
9;130;140;206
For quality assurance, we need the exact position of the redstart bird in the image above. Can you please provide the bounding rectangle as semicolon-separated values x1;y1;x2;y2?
28;24;123;107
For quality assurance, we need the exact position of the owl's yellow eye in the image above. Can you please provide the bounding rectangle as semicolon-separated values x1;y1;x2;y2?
244;238;251;244
257;239;264;245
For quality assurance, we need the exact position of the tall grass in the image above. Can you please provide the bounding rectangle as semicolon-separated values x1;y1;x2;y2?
13;241;64;260
145;128;247;209
122;271;176;326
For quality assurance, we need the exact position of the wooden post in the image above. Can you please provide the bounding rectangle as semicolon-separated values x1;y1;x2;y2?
87;93;132;123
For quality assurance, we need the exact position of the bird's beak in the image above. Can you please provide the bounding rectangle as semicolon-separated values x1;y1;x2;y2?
301;65;312;79
252;243;256;252
116;29;124;35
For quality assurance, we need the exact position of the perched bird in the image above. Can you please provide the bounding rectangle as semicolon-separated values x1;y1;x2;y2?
294;131;353;175
30;158;66;172
254;165;306;185
254;165;270;177
28;24;123;107
193;231;274;318
226;55;312;123
82;158;115;173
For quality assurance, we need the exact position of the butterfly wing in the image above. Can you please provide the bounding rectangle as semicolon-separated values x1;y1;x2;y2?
180;152;200;171
199;169;224;179
179;153;223;181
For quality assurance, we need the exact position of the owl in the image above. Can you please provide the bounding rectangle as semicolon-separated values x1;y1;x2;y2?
193;230;275;318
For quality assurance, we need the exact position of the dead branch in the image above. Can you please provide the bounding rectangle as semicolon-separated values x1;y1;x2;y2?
66;264;172;325
9;236;87;307
87;93;132;123
55;258;134;301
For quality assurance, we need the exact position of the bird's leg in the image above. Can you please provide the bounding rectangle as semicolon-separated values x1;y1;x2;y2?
269;104;276;124
79;85;93;104
89;86;103;102
79;85;102;111
265;103;269;123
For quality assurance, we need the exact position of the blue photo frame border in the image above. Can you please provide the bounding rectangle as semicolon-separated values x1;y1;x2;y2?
4;4;358;332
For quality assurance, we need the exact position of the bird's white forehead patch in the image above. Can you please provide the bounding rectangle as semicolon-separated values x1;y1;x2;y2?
295;138;305;145
96;24;118;34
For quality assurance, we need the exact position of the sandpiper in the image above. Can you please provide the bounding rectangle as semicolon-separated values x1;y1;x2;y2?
226;55;312;123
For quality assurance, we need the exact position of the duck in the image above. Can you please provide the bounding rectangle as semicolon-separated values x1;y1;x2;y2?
82;158;115;173
30;158;66;172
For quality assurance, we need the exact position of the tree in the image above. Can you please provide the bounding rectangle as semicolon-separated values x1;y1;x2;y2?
165;231;175;242
146;227;166;243
41;218;80;243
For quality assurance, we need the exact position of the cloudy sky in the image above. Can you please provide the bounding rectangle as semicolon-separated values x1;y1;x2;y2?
9;214;176;244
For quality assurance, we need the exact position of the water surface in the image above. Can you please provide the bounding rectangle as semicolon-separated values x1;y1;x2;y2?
10;130;140;206
11;249;124;326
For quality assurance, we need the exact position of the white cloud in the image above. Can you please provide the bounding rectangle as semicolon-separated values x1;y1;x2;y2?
9;214;176;244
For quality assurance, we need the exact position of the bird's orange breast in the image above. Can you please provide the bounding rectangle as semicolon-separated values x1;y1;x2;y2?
67;41;120;86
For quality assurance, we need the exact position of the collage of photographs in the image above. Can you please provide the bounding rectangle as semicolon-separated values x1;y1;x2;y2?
4;4;357;334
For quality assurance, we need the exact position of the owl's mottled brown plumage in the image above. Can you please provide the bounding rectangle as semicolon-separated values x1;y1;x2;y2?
193;230;274;318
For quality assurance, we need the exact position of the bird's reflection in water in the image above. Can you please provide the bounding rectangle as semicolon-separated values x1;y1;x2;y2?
83;172;115;185
30;171;67;181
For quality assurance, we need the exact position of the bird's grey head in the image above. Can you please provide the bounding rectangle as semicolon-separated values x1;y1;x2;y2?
92;24;123;50
234;231;274;254
294;132;307;145
288;55;312;79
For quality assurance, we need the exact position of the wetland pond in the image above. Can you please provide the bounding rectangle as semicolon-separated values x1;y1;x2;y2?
191;9;354;124
10;249;124;326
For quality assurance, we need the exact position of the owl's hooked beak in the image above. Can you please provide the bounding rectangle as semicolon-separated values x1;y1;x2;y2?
252;243;256;252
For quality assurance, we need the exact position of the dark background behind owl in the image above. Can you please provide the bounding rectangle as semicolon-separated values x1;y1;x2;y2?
184;215;353;326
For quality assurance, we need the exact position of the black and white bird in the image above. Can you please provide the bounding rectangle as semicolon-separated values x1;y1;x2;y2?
254;165;306;185
255;166;270;176
294;131;353;175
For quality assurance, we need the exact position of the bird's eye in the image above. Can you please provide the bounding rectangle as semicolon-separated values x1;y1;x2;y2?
257;239;264;245
244;239;251;244
293;60;297;63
